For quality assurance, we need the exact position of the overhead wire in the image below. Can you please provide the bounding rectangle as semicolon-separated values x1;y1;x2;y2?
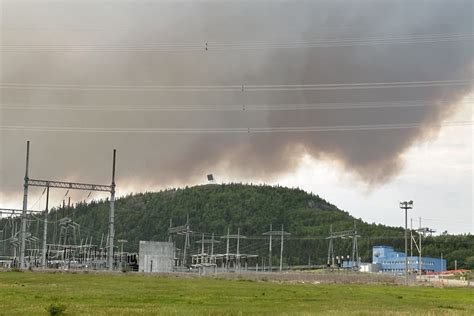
29;187;46;210
1;33;472;52
196;234;473;243
418;217;470;225
1;100;473;112
0;79;470;92
1;23;463;34
28;211;62;224
0;120;472;134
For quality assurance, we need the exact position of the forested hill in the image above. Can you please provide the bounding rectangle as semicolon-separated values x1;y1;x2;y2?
26;184;474;269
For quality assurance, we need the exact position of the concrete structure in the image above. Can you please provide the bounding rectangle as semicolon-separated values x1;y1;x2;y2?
372;246;446;274
138;241;174;273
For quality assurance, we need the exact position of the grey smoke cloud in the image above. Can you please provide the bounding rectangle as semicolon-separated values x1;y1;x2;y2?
0;0;473;198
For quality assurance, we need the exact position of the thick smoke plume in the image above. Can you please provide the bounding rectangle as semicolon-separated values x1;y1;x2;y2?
1;0;473;199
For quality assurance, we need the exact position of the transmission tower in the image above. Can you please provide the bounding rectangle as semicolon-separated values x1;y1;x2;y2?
18;141;117;270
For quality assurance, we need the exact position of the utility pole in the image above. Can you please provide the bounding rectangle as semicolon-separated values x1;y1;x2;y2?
399;200;413;285
198;233;204;265
279;224;284;272
350;222;360;269
327;225;334;268
20;141;30;269
415;222;435;278
441;252;444;283
226;227;230;269
182;215;190;267
168;216;192;268
269;224;272;271
263;224;290;272
195;233;220;266
108;149;116;271
211;233;215;264
41;185;50;268
220;228;246;271
236;228;240;270
410;218;413;257
262;224;272;272
418;217;422;277
168;218;173;242
118;239;128;267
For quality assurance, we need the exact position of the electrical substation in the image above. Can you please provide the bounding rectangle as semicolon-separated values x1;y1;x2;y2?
0;141;118;271
0;142;447;275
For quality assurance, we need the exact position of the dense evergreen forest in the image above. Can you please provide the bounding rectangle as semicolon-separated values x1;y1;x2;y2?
2;184;473;269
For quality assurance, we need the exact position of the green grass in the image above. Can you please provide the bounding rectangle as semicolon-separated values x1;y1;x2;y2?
0;271;473;315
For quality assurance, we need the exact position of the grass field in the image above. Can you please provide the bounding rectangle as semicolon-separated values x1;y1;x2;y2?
0;271;473;315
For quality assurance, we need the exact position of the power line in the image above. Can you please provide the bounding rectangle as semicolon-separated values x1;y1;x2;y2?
208;33;473;45
0;24;457;33
0;79;470;92
419;217;469;225
1;33;472;52
1;100;472;112
0;121;472;134
29;188;46;210
208;33;474;50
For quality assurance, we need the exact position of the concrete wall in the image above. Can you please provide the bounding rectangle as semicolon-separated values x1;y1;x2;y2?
138;241;174;273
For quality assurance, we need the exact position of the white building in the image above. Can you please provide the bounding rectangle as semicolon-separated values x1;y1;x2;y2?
138;241;174;273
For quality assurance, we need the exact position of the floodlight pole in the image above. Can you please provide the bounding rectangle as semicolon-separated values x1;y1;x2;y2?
400;200;413;285
20;141;30;269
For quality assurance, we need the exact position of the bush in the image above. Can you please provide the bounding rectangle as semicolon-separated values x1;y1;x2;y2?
46;303;67;316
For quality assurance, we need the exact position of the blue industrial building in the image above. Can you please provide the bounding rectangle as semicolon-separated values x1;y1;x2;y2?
372;246;446;274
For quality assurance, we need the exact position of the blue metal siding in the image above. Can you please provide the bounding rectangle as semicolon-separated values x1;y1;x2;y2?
372;246;446;274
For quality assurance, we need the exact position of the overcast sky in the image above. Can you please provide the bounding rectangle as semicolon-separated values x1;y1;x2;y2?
0;0;472;234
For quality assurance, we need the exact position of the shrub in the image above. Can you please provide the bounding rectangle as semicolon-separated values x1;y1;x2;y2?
46;303;67;316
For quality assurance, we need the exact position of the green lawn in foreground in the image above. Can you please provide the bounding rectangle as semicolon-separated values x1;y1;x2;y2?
0;272;472;315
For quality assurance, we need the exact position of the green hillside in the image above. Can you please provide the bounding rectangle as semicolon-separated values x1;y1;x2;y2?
3;184;473;269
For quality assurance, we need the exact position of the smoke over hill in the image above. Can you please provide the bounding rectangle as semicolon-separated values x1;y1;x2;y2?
1;0;472;196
